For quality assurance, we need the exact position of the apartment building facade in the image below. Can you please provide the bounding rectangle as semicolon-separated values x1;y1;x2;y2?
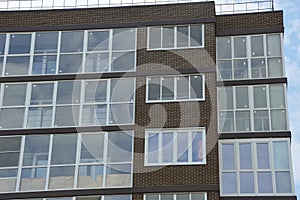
0;1;296;200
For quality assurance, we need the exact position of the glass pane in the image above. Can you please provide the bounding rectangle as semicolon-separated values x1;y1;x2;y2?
0;152;19;167
177;26;189;47
190;24;203;47
161;194;173;200
0;57;3;76
257;172;273;193
81;134;104;163
85;53;109;72
177;132;188;162
0;136;21;151
273;141;289;170
254;110;269;131
27;107;52;128
49;166;75;189
162;27;174;48
3;84;27;106
162;132;173;163
239;143;252;169
0;137;21;167
251;36;264;57
234;37;247;58
218;87;233;110
256;143;270;169
177;194;189;200
57;81;81;104
0;34;6;55
218;60;232;80
275;172;292;193
54;105;80;127
217;37;231;59
162;77;174;100
191;193;205;200
84;81;107;103
106;164;131;187
253;86;267;108
31;83;54;105
9;34;31;54
32;55;56;75
110;79;134;102
240;172;255;193
149;27;161;49
268;58;283;77
219;111;234;132
145;194;159;200
235;111;251;132
5;56;30;76
251;58;266;78
267;34;281;57
235;87;249;108
192;131;203;162
271;110;287;130
0;108;25;129
23;135;50;166
109;103;133;124
222;173;237;194
111;52;135;71
78;165;103;188
60;31;84;52
176;76;189;100
190;75;203;99
20;168;47;191
88;30;109;51
148;77;160;101
222;144;235;170
35;32;58;54
112;29;135;50
58;54;83;74
82;105;106;126
148;133;159;164
107;132;133;162
51;134;77;165
105;195;131;200
233;59;248;79
0;169;17;192
270;84;285;108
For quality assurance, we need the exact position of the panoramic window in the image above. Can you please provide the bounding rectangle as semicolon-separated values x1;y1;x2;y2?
217;33;283;80
0;132;133;192
0;78;135;130
144;193;207;200
218;84;287;133
148;24;204;50
0;28;136;76
145;128;206;165
146;75;205;102
219;139;294;196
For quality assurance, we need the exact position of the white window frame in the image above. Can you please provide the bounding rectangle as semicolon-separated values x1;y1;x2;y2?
219;138;295;196
147;24;205;50
144;192;207;200
144;127;206;166
146;74;205;103
216;33;285;80
217;84;289;133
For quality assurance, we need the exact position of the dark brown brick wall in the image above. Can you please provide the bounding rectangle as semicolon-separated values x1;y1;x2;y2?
0;2;215;30
216;11;284;35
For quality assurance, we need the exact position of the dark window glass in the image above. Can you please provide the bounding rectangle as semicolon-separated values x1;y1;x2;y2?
57;81;81;104
60;31;84;52
148;77;160;101
110;79;134;102
32;55;56;75
112;29;135;50
149;27;161;49
190;25;203;46
85;53;109;72
111;52;135;71
88;30;109;51
5;56;30;76
35;32;58;54
31;83;54;105
9;34;31;54
162;27;174;48
0;108;25;129
190;75;203;99
84;80;107;103
0;34;6;55
3;84;27;106
58;54;83;74
27;107;53;128
109;103;133;124
107;132;133;162
177;26;189;47
51;134;77;165
54;106;79;127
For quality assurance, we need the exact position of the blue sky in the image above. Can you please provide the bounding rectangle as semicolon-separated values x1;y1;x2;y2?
216;0;300;197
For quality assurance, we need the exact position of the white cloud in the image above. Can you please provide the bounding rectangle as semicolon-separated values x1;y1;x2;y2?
291;139;300;190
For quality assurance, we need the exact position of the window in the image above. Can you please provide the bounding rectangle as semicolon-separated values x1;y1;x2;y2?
0;132;133;192
0;28;136;76
12;195;132;200
219;139;294;196
145;128;206;166
144;193;206;200
146;75;205;102
218;84;288;132
217;33;284;80
148;24;204;50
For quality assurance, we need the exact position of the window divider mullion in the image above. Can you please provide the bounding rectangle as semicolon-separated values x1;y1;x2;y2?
235;140;241;195
252;140;258;195
173;131;177;163
78;80;85;126
2;33;10;76
269;139;276;194
158;132;163;164
51;81;58;128
45;134;53;190
55;31;61;74
28;33;35;75
103;132;109;188
73;133;81;189
23;82;31;128
16;135;26;192
106;79;110;125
